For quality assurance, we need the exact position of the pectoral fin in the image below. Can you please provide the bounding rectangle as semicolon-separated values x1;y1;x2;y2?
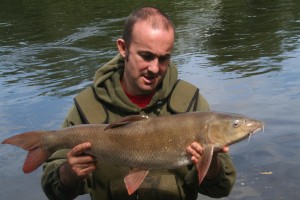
124;168;149;195
105;115;148;130
196;145;214;184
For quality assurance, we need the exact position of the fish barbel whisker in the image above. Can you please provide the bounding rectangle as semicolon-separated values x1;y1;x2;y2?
248;126;263;142
248;132;253;142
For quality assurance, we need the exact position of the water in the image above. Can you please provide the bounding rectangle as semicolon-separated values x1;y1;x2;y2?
0;0;299;199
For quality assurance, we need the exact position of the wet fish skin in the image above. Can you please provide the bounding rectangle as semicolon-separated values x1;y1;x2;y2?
1;111;263;195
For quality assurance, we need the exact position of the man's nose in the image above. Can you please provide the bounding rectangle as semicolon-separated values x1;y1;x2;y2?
148;58;160;74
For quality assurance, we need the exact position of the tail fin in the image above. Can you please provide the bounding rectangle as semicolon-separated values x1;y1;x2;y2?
2;131;50;173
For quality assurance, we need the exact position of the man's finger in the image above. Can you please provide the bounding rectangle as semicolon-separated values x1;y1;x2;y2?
70;142;91;157
191;142;204;155
76;165;97;178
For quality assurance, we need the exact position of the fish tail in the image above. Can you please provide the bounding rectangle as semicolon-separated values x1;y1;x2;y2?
2;131;50;173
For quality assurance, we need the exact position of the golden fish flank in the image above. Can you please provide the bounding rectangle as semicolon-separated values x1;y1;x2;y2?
2;111;263;195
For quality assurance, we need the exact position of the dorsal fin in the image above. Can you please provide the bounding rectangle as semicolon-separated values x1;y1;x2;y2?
105;115;149;130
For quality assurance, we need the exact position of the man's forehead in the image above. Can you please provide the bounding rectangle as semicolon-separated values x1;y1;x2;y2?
131;21;174;43
132;19;174;34
129;20;174;54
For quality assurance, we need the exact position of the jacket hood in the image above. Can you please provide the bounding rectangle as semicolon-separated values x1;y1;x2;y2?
93;54;178;113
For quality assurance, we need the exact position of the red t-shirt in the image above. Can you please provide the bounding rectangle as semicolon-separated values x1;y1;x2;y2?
124;90;154;108
121;80;155;108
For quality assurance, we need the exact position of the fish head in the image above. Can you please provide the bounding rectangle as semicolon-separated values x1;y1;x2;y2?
207;113;264;148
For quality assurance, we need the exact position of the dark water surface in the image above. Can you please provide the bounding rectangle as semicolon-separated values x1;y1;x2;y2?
1;1;299;199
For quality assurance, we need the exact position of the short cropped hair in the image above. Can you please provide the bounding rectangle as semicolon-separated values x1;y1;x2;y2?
122;7;175;49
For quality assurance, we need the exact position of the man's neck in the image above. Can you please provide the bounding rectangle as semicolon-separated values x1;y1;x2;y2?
121;80;154;108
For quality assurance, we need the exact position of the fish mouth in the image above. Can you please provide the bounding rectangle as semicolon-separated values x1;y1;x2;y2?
247;123;264;142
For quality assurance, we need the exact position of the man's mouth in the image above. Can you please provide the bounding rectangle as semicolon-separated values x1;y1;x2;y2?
143;75;158;83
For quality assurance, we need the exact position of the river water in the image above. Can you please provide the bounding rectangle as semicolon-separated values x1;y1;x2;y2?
0;1;299;199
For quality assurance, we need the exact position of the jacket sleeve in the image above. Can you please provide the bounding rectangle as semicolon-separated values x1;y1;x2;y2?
41;105;88;200
197;153;237;197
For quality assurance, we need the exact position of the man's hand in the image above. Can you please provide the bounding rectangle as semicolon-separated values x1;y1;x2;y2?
59;142;97;188
186;142;229;180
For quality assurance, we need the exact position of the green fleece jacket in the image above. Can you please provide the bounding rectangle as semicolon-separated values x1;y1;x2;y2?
41;54;236;200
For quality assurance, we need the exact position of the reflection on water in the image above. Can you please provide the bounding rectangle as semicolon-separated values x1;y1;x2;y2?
204;0;299;78
0;18;124;97
174;0;300;78
1;0;299;96
0;0;300;199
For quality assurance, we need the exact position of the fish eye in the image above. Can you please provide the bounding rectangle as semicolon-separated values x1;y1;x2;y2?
233;120;240;128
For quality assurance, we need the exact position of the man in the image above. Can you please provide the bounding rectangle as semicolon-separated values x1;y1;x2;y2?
42;6;236;200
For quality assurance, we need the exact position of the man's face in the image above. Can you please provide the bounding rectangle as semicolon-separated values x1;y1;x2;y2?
118;20;174;96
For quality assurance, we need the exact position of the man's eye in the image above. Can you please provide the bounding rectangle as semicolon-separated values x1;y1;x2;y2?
141;54;155;61
158;55;170;63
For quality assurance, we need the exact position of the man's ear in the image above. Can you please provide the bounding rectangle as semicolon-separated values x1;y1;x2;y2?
117;39;126;58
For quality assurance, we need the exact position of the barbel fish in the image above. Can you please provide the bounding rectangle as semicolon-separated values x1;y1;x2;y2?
2;111;263;195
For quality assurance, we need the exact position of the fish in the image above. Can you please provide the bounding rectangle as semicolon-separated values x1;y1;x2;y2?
1;111;263;195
